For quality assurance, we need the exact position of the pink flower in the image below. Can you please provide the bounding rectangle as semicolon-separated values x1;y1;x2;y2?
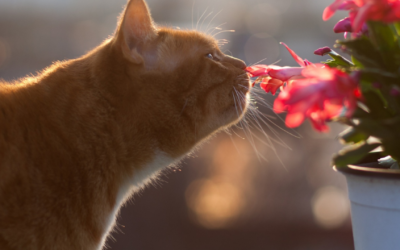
245;43;309;95
333;17;353;33
323;0;400;33
246;65;303;95
314;47;332;56
273;66;360;132
323;0;358;21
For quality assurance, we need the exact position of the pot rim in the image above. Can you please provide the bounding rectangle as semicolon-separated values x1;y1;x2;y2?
333;152;400;179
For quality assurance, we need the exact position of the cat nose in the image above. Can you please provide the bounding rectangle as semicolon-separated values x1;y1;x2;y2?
224;55;246;70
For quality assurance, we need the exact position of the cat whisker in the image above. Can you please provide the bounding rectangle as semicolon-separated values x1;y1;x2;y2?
218;41;230;47
233;88;267;162
271;59;282;66
196;7;209;31
248;58;282;67
200;10;214;32
211;29;235;39
227;129;244;154
232;84;304;166
245;107;286;148
205;22;227;35
249;58;268;67
250;96;300;137
241;92;292;149
205;10;223;35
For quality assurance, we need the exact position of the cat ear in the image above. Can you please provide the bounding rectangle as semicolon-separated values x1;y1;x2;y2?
116;0;158;64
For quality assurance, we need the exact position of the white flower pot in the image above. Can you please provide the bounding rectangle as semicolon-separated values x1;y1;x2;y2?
335;154;400;250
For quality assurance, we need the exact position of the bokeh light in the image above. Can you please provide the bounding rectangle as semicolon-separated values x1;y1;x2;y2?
185;179;245;229
312;186;350;229
185;137;256;229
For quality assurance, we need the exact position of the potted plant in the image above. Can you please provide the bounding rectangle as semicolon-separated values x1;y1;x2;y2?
245;0;400;249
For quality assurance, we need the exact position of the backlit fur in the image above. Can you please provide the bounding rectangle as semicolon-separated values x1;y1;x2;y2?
0;0;249;249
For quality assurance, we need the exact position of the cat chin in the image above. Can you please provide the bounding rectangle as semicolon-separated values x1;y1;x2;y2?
220;97;249;126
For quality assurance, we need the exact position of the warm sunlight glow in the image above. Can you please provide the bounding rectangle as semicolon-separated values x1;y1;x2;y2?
185;137;254;229
185;179;245;229
311;186;350;229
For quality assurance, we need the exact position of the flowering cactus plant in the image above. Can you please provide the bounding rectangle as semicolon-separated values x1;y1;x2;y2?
246;0;400;168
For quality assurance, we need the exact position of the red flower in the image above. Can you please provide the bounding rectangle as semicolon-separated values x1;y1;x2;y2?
245;43;309;95
323;0;400;33
273;66;360;132
260;78;283;95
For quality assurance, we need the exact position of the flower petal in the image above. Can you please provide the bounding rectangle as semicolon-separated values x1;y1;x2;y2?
260;78;284;95
323;0;347;20
309;112;330;132
301;66;334;81
285;112;305;128
352;3;373;32
280;42;306;67
245;65;269;77
268;67;304;81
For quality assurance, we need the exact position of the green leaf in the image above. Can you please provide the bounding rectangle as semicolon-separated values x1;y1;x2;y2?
339;127;369;144
328;53;353;68
361;68;398;79
352;106;370;118
358;80;389;109
356;118;393;138
323;59;342;68
368;21;398;52
338;38;385;68
367;21;400;70
393;22;400;36
362;91;392;119
334;142;381;168
351;55;364;68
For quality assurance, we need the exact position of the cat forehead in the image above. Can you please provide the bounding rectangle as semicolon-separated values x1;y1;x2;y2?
158;28;218;52
154;28;220;71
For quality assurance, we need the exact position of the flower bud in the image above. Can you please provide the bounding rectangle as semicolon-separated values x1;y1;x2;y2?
333;17;352;33
314;47;332;56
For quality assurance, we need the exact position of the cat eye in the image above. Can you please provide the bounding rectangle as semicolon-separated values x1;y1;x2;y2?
206;53;214;60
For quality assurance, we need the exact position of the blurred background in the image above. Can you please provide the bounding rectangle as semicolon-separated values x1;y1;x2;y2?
0;0;354;249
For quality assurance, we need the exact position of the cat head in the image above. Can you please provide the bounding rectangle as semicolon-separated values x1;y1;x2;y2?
99;0;250;157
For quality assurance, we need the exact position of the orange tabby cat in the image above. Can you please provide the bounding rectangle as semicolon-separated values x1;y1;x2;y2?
0;0;249;249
